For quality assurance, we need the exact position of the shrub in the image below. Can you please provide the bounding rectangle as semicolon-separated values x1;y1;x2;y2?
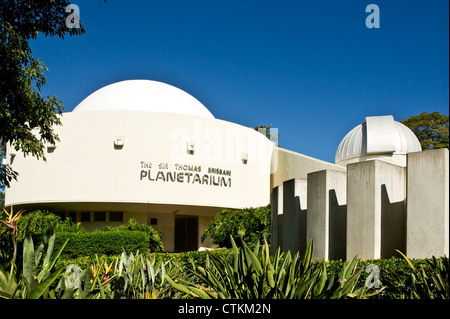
15;210;85;243
95;218;164;252
16;210;61;242
201;205;271;248
56;230;149;258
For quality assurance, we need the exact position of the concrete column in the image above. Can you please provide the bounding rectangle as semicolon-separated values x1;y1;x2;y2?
346;160;406;260
406;149;449;258
307;170;346;260
282;178;307;255
270;185;282;254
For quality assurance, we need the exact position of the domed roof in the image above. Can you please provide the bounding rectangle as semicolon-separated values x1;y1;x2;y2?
335;115;421;164
72;80;214;119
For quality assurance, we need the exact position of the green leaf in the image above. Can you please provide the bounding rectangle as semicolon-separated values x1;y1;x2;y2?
242;241;262;274
164;275;191;295
23;236;37;292
28;267;65;299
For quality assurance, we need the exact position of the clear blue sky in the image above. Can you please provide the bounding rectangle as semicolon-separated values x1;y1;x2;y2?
31;0;449;163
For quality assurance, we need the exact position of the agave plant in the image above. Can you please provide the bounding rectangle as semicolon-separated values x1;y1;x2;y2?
166;237;369;299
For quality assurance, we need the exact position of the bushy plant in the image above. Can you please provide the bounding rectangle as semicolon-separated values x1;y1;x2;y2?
396;250;449;299
15;210;84;243
95;218;163;252
201;205;271;249
15;210;61;242
55;230;150;258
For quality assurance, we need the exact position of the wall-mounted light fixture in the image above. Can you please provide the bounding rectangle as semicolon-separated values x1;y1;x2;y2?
241;151;248;164
114;136;124;149
187;141;195;154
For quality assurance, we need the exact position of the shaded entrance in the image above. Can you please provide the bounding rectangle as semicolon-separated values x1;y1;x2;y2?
174;216;198;252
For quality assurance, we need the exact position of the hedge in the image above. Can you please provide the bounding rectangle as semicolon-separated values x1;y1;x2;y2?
55;230;150;258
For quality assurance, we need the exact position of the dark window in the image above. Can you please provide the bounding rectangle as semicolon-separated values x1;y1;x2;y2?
69;211;77;222
80;212;90;222
54;212;65;219
94;211;106;222
150;218;158;225
109;211;123;222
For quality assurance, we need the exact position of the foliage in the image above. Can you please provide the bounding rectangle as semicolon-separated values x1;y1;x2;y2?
0;191;4;210
0;222;68;299
2;206;449;299
396;250;449;299
58;249;234;272
53;251;189;299
95;218;164;252
254;124;280;146
15;210;84;243
0;0;90;187
0;206;24;266
166;237;369;299
401;112;449;150
201;205;271;249
55;230;150;259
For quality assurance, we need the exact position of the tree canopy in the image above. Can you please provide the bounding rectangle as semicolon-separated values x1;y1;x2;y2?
254;124;280;146
0;1;86;187
201;205;271;248
401;112;449;150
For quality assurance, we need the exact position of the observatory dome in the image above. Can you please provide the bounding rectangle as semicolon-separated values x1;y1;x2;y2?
335;115;421;166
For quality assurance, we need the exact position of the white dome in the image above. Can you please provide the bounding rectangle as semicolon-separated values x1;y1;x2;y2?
72;80;214;119
335;115;421;164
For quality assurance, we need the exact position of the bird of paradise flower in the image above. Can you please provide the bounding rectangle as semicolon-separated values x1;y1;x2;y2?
0;206;24;237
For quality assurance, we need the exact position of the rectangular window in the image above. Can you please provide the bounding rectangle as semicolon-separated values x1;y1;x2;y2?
54;212;65;219
94;211;106;222
109;211;123;222
69;211;77;222
150;218;158;225
80;212;90;222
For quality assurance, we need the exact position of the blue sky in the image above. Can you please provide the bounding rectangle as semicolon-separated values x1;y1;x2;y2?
31;0;449;163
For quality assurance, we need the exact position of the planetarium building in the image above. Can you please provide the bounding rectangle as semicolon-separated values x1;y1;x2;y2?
5;79;448;257
5;80;275;251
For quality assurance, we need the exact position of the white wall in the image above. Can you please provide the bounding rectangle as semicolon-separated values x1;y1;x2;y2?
6;111;274;213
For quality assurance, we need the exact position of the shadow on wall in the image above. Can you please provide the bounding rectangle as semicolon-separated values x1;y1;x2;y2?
381;184;406;259
328;190;346;260
272;184;407;260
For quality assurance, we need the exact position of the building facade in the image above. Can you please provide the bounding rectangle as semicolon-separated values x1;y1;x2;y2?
5;80;449;257
272;116;449;260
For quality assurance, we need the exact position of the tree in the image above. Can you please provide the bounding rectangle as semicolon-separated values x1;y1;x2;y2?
0;1;87;187
254;124;280;146
201;205;271;248
401;112;449;150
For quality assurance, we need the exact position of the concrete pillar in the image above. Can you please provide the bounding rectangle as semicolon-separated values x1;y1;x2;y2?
270;185;282;254
406;149;449;258
346;160;406;260
307;170;346;260
281;178;307;255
